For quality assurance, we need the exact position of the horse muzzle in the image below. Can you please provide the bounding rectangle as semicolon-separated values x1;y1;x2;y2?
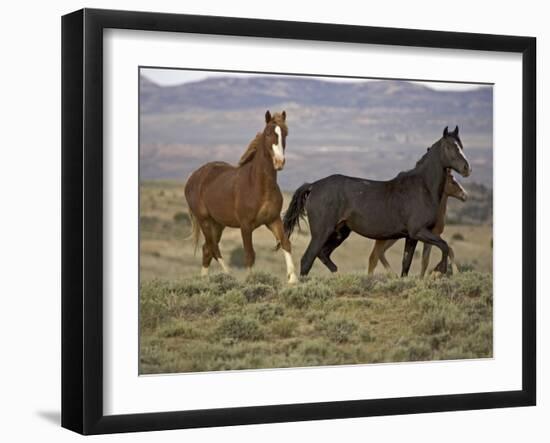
461;164;472;178
273;156;285;171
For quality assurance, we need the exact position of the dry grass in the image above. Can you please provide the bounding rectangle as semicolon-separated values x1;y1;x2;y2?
139;180;493;282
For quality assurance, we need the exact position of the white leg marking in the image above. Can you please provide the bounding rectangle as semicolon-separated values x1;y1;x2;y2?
218;258;229;274
201;266;209;277
272;126;285;164
283;250;298;284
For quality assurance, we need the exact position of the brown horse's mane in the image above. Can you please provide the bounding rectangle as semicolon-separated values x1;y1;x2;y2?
238;113;288;167
238;132;263;166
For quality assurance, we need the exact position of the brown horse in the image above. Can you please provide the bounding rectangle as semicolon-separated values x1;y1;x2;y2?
367;170;468;276
184;110;298;283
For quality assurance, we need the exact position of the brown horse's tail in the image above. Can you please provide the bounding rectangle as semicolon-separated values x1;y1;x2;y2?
283;182;312;238
186;209;201;256
183;178;201;256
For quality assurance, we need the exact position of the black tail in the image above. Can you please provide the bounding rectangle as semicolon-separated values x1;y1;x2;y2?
283;182;312;238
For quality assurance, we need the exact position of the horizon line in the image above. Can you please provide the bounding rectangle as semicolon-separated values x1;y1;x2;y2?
140;67;492;92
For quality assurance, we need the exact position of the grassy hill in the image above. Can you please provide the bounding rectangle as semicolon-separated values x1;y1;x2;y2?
140;271;492;374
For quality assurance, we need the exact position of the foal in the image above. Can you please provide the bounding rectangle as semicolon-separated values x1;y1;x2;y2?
185;111;298;284
367;170;468;276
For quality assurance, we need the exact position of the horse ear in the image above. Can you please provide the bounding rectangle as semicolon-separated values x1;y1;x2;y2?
282;110;286;121
453;125;459;136
265;110;272;123
443;126;449;137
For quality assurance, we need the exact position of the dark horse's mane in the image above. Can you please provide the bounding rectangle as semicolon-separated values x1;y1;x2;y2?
396;132;461;179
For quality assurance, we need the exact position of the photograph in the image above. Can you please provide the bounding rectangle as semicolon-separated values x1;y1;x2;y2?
139;68;494;375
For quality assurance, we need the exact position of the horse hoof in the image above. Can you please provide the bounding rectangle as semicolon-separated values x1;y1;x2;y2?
200;267;209;277
288;273;299;284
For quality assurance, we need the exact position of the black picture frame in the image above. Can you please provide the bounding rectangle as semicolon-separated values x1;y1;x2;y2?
62;8;536;435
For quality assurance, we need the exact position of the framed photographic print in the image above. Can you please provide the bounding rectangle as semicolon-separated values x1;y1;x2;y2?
61;8;536;435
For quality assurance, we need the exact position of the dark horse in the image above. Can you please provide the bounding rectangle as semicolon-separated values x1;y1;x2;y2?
367;170;468;276
185;110;298;284
284;126;471;277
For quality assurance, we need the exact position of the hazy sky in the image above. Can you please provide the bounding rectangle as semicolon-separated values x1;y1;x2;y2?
141;68;488;91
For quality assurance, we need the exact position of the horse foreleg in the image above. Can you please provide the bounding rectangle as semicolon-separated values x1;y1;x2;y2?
267;218;298;284
401;237;418;277
411;228;450;275
420;243;432;278
240;226;256;270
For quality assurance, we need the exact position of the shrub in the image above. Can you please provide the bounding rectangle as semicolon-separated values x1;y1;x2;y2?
373;275;416;294
220;289;247;312
242;283;275;302
452;232;465;241
325;274;363;295
215;316;263;341
208;273;240;295
452;271;492;298
360;328;375;343
245;271;282;290
414;310;448;335
457;262;476;272
271;318;297;338
140;281;176;329
173;211;189;224
181;291;222;317
320;316;358;343
255;304;284;322
299;339;329;358
167;278;210;297
280;281;332;309
140;215;160;231
159;322;199;339
229;247;246;268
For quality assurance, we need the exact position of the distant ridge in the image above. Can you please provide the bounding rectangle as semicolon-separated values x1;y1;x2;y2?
140;75;492;114
139;74;493;189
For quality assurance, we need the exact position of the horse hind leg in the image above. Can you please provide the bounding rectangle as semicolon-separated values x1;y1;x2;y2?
201;243;213;276
199;218;228;275
318;225;351;273
368;239;397;275
318;242;338;273
301;226;336;276
210;221;228;273
420;243;432;278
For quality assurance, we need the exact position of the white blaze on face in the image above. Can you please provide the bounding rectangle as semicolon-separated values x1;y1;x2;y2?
453;139;471;176
272;125;285;167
